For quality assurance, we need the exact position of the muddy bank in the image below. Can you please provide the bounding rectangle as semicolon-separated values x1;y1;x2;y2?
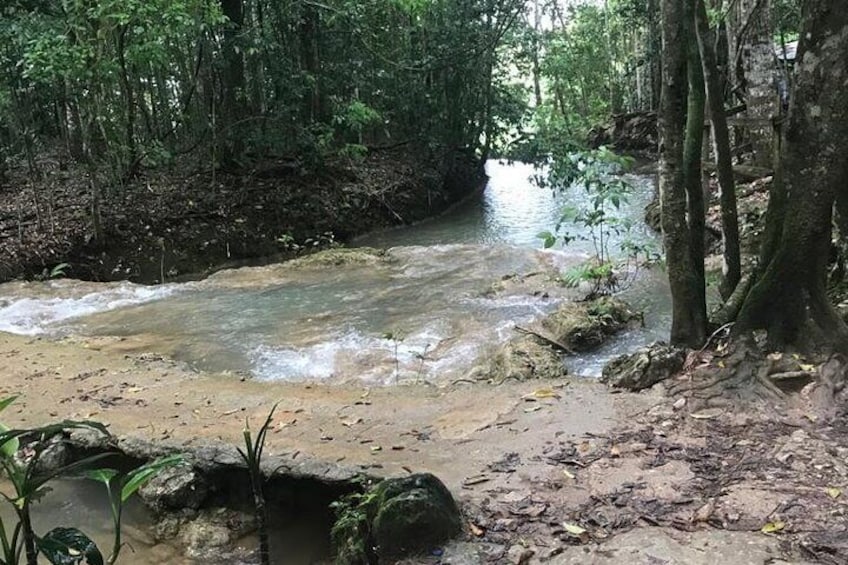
0;331;838;564
0;147;484;284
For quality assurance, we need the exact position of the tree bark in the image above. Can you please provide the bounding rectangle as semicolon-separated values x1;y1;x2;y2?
221;0;245;161
683;1;706;297
695;0;741;299
735;0;848;351
659;0;708;348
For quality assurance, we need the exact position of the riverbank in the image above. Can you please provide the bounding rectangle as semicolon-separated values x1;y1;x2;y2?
0;330;840;564
0;147;484;284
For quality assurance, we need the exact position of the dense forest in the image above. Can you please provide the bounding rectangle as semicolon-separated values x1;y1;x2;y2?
6;1;848;564
5;0;848;349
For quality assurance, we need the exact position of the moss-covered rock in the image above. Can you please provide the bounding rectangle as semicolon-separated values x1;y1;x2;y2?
541;297;640;352
286;247;386;268
601;342;686;391
332;473;461;564
470;336;567;383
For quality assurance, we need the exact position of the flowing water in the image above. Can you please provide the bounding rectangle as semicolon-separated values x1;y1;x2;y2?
0;160;672;564
0;160;670;381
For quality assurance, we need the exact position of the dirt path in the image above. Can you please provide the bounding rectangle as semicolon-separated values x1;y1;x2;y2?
1;332;843;564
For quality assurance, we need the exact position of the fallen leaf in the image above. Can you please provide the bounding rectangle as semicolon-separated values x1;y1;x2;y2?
690;408;723;420
562;469;575;480
826;487;842;499
799;363;816;372
563;522;586;536
761;521;785;534
523;388;561;401
463;475;490;486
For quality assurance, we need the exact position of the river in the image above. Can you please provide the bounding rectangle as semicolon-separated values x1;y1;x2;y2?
0;160;670;381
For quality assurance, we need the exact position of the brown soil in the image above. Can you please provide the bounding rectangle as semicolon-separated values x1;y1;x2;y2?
2;331;845;564
0;148;484;284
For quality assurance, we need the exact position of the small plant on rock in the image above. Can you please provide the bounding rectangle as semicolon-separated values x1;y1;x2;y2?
237;404;278;565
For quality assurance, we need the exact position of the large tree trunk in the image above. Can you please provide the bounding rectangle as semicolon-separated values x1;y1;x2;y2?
659;0;708;348
727;0;777;167
695;0;741;299
735;1;848;351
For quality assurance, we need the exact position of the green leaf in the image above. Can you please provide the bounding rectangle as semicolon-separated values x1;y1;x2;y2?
0;424;19;459
0;396;18;414
37;527;104;565
120;454;183;502
80;468;119;485
761;520;785;534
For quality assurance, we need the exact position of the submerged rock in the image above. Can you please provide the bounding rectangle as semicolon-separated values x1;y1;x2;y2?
601;342;686;391
286;247;386;268
332;473;462;563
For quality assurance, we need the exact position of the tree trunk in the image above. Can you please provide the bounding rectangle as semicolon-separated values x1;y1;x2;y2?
695;0;741;299
299;3;322;122
659;0;708;348
683;1;706;297
735;0;848;351
221;0;245;161
531;0;543;108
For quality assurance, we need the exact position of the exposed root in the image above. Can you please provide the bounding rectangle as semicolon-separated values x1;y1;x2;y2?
665;337;830;412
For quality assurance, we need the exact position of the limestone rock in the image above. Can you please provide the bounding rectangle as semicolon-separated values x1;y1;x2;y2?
541;297;640;352
371;473;462;558
139;465;209;513
480;336;567;382
601;342;686;391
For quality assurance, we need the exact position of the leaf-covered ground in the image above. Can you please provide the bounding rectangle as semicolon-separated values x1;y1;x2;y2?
0;149;482;284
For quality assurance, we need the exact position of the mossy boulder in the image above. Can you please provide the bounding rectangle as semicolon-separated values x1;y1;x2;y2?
541;297;640;352
601;342;686;391
332;473;461;563
469;336;567;382
286;247;386;268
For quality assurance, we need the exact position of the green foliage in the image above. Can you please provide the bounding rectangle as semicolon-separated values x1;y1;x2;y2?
36;528;103;565
330;479;379;565
538;147;656;297
0;396;182;565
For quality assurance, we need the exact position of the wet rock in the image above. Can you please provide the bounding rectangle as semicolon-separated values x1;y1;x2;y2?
541;297;640;352
180;521;231;559
139;465;209;513
156;508;255;564
371;473;462;559
601;342;686;391
13;436;72;475
333;473;462;563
